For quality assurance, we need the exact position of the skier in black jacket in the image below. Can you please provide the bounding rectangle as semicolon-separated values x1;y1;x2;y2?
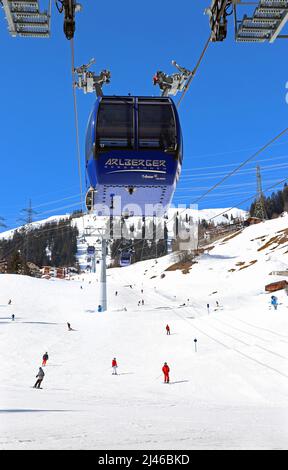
34;367;45;389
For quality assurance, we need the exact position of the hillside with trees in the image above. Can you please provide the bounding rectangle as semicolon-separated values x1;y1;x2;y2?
249;183;288;219
0;219;79;275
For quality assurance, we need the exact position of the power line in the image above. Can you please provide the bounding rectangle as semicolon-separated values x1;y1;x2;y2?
207;176;288;223
174;178;286;194
179;162;288;181
180;140;288;163
189;127;288;206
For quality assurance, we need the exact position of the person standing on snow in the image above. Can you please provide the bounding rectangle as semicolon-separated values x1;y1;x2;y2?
162;362;170;383
112;358;118;375
166;324;170;335
34;367;45;389
11;314;15;321
42;352;49;367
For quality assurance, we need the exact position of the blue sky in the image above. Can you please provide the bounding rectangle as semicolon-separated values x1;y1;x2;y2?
0;0;287;229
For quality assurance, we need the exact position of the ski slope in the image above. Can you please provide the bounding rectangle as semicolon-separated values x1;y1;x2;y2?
0;215;287;449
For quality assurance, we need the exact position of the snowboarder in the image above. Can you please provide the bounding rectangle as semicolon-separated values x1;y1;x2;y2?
67;322;72;331
162;362;170;383
11;314;15;321
112;358;118;375
8;299;12;305
166;324;170;335
34;367;45;389
42;352;49;367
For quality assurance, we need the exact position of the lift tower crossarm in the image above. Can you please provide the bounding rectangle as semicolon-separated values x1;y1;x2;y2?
1;0;51;37
235;0;288;42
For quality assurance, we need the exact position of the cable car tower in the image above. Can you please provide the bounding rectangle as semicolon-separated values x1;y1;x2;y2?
1;0;51;37
1;0;82;39
205;0;288;43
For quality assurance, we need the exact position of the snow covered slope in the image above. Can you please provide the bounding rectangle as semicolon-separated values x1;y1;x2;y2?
0;215;287;450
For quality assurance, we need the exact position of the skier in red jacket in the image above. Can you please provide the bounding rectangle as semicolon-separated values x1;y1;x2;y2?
166;324;170;335
112;357;118;375
162;362;170;383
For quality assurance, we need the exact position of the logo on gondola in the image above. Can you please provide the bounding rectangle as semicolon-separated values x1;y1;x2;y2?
104;158;167;169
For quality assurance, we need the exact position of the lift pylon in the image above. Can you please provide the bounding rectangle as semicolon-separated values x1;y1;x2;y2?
205;0;288;43
1;0;51;37
235;0;288;43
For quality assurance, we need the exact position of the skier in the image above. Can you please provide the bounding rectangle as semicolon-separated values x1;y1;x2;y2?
271;296;278;310
216;301;219;308
141;289;144;294
112;357;118;375
11;314;15;321
33;367;45;389
115;291;118;296
8;299;12;305
166;324;170;335
67;322;72;331
162;362;170;383
42;352;49;367
142;299;144;306
207;303;210;314
98;305;102;312
138;301;141;307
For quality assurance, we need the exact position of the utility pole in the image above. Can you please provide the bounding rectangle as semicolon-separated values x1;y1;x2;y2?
254;166;267;220
18;200;37;264
19;199;37;225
